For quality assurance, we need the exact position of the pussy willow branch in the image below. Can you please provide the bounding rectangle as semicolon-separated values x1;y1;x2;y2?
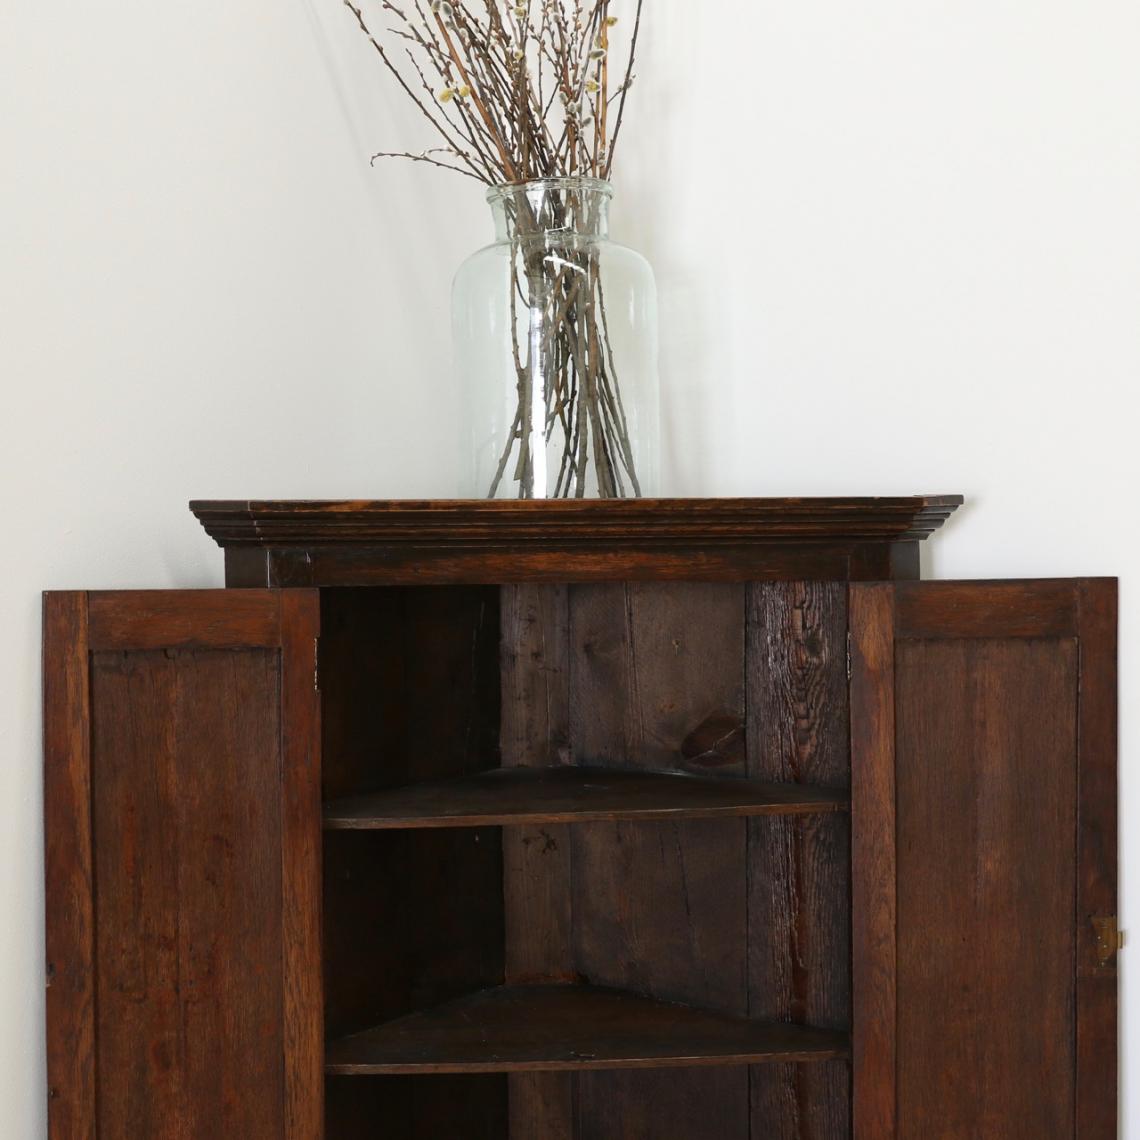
346;0;642;184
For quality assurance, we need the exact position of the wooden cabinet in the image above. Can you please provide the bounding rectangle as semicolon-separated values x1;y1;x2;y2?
43;499;1118;1139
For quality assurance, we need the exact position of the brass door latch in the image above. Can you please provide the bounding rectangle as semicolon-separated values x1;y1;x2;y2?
1092;916;1124;967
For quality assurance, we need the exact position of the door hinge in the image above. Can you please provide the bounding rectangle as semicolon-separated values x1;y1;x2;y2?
1092;915;1124;966
846;631;852;681
314;638;321;693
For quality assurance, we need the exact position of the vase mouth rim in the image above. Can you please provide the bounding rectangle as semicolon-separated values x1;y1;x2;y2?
487;177;613;205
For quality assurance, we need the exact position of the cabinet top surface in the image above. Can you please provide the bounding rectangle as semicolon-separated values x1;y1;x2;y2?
191;496;963;547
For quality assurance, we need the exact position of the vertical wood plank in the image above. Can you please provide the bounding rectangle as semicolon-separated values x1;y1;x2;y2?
500;584;576;1138
894;639;1077;1138
747;582;850;1139
91;647;286;1137
570;582;749;1140
849;584;897;1140
1076;579;1119;1139
577;1070;750;1140
43;593;95;1140
280;591;324;1140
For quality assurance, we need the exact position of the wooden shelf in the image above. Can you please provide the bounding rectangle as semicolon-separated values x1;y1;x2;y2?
322;766;849;830
325;985;849;1075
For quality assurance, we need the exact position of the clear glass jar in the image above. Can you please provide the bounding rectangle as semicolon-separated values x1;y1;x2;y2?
454;178;660;499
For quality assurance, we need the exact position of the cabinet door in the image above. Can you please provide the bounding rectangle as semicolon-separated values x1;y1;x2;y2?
44;591;322;1140
849;580;1117;1140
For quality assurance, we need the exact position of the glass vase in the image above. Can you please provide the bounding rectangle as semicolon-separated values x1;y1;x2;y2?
454;178;660;499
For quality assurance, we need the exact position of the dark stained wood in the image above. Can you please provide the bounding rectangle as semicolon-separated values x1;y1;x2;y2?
501;584;574;985
322;828;505;1040
851;579;1117;1140
317;585;506;1061
50;498;1119;1140
90;645;286;1137
579;1071;755;1140
1076;580;1119;1139
894;578;1079;639
87;589;283;649
315;587;506;1134
848;540;920;582
325;986;849;1074
569;582;751;1138
280;591;324;1139
326;1075;508;1139
190;497;963;586
194;496;964;543
895;637;1078;1139
44;590;324;1140
500;584;577;1137
223;545;272;588
324;766;848;829
508;1073;575;1140
43;594;95;1140
747;582;851;1139
318;587;502;802
849;584;897;1140
255;544;856;587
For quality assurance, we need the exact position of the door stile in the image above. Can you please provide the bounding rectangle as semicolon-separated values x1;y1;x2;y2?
849;584;897;1140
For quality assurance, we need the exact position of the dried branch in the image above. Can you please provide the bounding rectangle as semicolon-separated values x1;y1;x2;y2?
345;0;645;185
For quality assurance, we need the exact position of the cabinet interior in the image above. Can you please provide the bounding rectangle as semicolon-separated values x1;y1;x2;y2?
319;583;852;1138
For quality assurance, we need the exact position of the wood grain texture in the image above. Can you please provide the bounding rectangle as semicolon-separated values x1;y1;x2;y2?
569;582;750;1139
325;986;848;1074
849;584;897;1140
90;646;286;1138
578;1071;756;1140
747;582;851;1139
324;766;847;830
509;1072;576;1140
501;584;573;983
280;592;324;1140
87;589;282;649
500;584;577;1136
43;593;95;1140
894;579;1079;639
894;638;1078;1140
195;497;964;587
1076;580;1119;1139
193;496;964;545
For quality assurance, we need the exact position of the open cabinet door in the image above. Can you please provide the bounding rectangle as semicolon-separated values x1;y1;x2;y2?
849;580;1117;1140
44;591;322;1140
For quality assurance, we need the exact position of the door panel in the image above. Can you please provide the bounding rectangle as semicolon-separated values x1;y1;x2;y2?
44;591;322;1140
850;580;1117;1140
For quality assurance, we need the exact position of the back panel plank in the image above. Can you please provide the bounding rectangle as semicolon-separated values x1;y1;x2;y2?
501;584;576;1136
569;583;749;1140
90;647;286;1138
747;582;851;1140
895;638;1078;1140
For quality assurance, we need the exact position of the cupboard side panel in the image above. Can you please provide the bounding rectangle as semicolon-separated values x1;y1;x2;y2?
44;593;96;1140
894;638;1078;1140
320;587;505;1047
90;647;287;1138
747;582;850;1139
569;582;749;1140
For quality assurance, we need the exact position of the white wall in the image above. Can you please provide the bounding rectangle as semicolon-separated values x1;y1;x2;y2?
2;0;1137;1134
